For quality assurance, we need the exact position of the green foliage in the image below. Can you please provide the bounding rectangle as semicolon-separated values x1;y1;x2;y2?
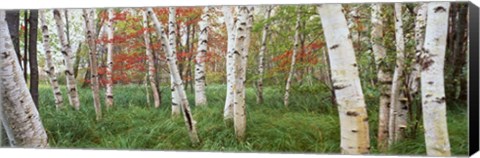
38;84;467;155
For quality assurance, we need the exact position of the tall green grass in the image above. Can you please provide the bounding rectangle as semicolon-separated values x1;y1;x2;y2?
37;83;468;155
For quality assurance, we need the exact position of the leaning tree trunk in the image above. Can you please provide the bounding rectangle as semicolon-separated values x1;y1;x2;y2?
317;4;370;155
83;9;102;121
388;3;408;146
142;11;161;108
53;9;81;110
39;10;63;109
168;7;181;113
0;11;48;147
28;10;39;107
256;6;272;104
148;8;200;144
105;8;115;108
232;6;249;142
194;7;210;106
370;3;392;151
284;7;301;107
421;2;451;156
222;6;236;125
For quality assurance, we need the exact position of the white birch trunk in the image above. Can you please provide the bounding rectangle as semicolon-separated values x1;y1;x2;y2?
409;3;427;96
105;8;115;108
421;2;451;156
388;3;408;146
168;7;181;114
222;6;236;124
0;11;48;147
194;7;210;106
148;8;200;144
142;11;161;108
233;6;248;141
370;4;392;151
53;9;80;110
317;4;370;154
256;6;272;104
40;10;64;110
241;6;254;98
83;9;102;121
284;7;301;107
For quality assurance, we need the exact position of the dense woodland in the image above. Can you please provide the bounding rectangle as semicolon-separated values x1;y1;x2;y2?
0;2;469;156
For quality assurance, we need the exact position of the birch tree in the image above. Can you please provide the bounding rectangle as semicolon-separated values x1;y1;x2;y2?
105;8;115;108
222;6;236;124
148;8;200;144
194;7;210;106
142;10;161;108
0;11;48;147
408;3;427;99
169;7;181;113
421;2;451;156
317;4;370;154
388;3;408;146
53;9;81;110
256;6;273;104
283;7;301;107
232;6;249;141
39;10;64;110
83;9;102;120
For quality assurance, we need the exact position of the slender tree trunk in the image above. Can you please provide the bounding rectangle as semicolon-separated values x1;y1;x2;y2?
5;11;21;69
0;11;48;147
148;8;200;144
168;8;181;115
39;10;64;110
232;6;249;142
83;9;102;120
73;43;82;78
105;8;115;108
421;2;451;156
371;4;392;151
142;11;161;108
53;9;81;110
187;25;195;94
451;4;468;100
222;6;236;125
256;6;272;104
317;4;370;154
28;10;39;108
194;7;210;106
23;10;28;81
284;7;301;107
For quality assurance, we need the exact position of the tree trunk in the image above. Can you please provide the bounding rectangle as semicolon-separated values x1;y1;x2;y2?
142;11;161;108
0;11;48;147
53;9;81;110
451;3;468;100
23;10;28;81
222;6;236;125
148;8;200;144
105;8;115;108
194;7;210;106
28;10;39;108
73;43;82;78
284;7;301;107
256;6;272;104
421;2;451;156
408;3;427;98
5;11;21;69
232;6;249;142
317;4;370;154
168;8;181;115
39;10;64;110
371;4;392;151
83;9;102;120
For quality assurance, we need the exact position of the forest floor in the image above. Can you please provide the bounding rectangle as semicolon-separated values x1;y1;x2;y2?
38;83;468;156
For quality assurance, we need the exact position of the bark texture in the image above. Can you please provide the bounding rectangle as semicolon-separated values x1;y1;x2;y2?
256;6;272;104
105;8;115;108
168;7;181;114
0;11;48;147
53;9;81;110
222;6;236;124
194;7;210;106
421;2;451;156
317;4;370;154
284;7;301;107
142;11;161;108
83;9;102;120
28;10;39;107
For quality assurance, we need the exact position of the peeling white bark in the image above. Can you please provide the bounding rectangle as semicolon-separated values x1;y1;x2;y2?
317;4;370;154
53;9;81;110
222;6;236;124
168;7;181;115
256;6;273;104
194;7;210;106
142;11;161;108
421;2;451;156
409;3;427;96
284;7;301;107
105;8;115;108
